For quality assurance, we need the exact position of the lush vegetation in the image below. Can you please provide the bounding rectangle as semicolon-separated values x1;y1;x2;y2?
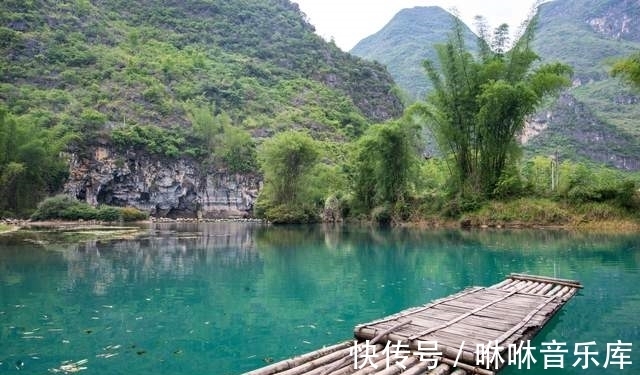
612;52;640;89
353;1;640;171
255;131;321;223
1;0;638;226
412;17;571;197
0;0;403;216
30;195;148;222
0;106;71;217
351;7;478;101
253;13;639;225
348;119;421;221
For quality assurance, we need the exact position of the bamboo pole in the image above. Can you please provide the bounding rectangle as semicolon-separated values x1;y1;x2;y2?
370;320;412;344
555;287;579;302
305;357;354;375
437;357;494;375
278;347;354;375
450;369;468;375
428;364;452;375
349;355;388;375
537;283;555;295
398;361;433;375
509;273;582;288
355;288;483;329
494;296;556;345
509;281;528;291
408;291;517;340
545;285;562;297
245;342;352;375
318;343;384;375
556;286;571;299
489;279;512;289
366;356;420;375
520;282;540;294
529;282;547;294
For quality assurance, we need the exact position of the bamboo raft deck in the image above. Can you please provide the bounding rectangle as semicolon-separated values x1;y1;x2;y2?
244;274;582;375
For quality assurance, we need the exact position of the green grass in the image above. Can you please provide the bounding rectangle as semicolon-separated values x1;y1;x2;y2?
460;197;639;229
0;223;12;232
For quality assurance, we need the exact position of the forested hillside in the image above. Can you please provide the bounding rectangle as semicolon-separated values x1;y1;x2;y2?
351;0;640;170
0;0;403;215
351;6;477;101
526;0;640;169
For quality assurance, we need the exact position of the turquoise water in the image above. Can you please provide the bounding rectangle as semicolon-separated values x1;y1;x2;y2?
0;223;638;374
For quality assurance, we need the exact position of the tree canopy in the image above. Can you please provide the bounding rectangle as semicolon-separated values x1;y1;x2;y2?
611;52;640;89
255;131;321;223
0;106;72;216
349;119;421;220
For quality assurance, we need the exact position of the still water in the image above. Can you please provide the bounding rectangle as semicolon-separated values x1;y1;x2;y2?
0;223;638;374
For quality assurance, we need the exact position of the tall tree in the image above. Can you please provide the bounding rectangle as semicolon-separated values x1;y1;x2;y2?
411;15;571;197
350;119;420;216
0;107;70;216
611;52;640;89
255;130;320;223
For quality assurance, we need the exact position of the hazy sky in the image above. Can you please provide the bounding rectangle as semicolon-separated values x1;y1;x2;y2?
294;0;540;51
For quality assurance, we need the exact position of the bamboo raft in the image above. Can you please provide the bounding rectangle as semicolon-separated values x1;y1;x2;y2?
244;273;582;375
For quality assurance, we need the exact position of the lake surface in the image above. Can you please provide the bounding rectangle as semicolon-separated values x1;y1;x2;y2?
0;223;638;374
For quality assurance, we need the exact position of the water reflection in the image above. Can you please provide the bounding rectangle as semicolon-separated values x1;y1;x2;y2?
0;224;638;374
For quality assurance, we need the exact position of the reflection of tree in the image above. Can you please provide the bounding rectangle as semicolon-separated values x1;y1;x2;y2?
59;223;263;296
1;224;639;375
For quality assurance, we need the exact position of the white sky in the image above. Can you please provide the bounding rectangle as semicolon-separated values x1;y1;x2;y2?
294;0;540;51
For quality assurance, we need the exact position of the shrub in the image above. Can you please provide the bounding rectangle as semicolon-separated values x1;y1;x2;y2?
60;204;98;220
259;203;319;224
96;206;121;221
31;195;83;220
120;206;148;221
31;195;149;221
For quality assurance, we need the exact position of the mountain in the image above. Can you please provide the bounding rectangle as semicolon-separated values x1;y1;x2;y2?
0;0;403;139
350;6;477;101
0;0;404;217
351;0;640;170
525;0;640;169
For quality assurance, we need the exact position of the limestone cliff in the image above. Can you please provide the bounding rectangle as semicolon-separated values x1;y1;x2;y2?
64;147;260;219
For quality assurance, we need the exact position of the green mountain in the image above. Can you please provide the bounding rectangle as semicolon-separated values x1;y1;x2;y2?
526;0;640;169
351;0;640;170
350;6;477;101
0;0;405;216
0;0;402;141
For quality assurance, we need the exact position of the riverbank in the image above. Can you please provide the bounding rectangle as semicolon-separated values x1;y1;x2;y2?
0;222;20;235
3;196;638;236
392;197;640;233
448;198;640;232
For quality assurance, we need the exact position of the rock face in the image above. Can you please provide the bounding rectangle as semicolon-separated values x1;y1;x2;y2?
64;147;261;218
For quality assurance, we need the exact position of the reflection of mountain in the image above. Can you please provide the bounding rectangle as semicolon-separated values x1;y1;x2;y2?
59;222;263;295
0;225;639;375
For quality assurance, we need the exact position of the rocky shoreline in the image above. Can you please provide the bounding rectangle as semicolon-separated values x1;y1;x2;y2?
1;217;264;230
